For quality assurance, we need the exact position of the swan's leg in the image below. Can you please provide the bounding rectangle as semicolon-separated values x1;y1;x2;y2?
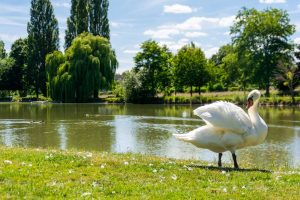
232;153;239;169
218;153;222;167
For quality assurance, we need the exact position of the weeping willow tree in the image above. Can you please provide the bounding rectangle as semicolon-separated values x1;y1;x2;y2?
46;33;118;102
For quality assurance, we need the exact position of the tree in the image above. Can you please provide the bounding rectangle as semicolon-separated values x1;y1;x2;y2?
210;44;240;90
65;0;110;48
9;38;28;93
27;0;59;98
231;8;295;96
0;41;6;59
89;0;110;40
134;40;173;97
65;0;78;49
275;63;300;105
0;56;15;90
46;33;118;103
76;0;89;34
173;43;209;96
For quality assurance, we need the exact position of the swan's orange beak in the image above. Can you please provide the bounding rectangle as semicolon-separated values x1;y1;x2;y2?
246;98;253;109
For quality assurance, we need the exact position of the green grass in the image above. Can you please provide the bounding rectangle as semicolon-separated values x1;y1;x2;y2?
0;147;299;199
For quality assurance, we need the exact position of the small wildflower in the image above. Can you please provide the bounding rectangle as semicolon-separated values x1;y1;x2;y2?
100;165;105;169
112;191;116;194
187;167;193;171
81;192;91;197
92;182;98;187
171;174;177;180
242;186;246;189
28;163;32;167
152;169;157;173
159;168;164;172
86;152;93;158
149;163;153;167
221;170;226;174
124;161;129;165
68;169;74;174
4;160;12;165
21;162;26;166
223;188;227;193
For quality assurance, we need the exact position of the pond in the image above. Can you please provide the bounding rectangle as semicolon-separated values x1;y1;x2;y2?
0;103;299;168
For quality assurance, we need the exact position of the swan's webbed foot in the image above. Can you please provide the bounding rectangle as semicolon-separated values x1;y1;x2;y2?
232;153;239;169
218;153;222;167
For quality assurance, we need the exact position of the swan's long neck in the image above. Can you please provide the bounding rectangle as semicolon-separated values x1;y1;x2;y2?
247;101;268;145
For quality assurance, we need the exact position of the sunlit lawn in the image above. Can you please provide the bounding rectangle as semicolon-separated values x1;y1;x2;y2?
0;147;299;199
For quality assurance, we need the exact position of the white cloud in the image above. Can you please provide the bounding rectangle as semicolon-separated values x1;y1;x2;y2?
294;38;300;44
123;49;139;54
185;32;207;38
110;21;134;28
144;15;234;41
144;28;180;39
52;0;71;8
159;38;194;52
204;47;219;58
173;16;235;31
0;17;27;27
259;0;286;4
0;34;25;43
163;4;195;14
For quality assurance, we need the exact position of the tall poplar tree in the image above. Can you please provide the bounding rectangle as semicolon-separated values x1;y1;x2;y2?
89;0;110;40
65;0;111;48
27;0;59;98
65;0;77;49
76;0;89;34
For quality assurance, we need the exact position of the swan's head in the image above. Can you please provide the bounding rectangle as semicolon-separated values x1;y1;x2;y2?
246;90;261;109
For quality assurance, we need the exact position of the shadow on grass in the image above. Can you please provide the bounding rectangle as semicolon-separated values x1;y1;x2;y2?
188;165;272;173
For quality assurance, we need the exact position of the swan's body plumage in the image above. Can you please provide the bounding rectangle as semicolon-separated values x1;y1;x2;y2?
174;90;268;168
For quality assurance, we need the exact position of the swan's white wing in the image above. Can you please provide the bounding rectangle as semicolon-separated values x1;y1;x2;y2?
194;101;252;134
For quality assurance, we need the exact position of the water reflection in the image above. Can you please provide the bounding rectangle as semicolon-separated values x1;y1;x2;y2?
0;103;299;168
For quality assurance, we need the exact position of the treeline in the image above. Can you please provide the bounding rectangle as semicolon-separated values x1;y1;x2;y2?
115;8;300;104
0;0;115;102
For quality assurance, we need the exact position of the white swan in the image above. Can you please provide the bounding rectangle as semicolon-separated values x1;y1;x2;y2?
174;90;268;168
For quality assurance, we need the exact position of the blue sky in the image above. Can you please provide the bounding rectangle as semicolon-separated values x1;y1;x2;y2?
1;0;300;73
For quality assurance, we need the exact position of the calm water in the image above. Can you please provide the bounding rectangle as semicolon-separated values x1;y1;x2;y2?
0;103;299;168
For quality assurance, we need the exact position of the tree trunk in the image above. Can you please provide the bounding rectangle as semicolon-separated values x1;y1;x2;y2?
198;86;200;95
94;90;98;100
190;85;192;97
265;83;270;97
290;88;295;105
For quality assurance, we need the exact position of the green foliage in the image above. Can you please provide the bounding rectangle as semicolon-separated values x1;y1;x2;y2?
122;69;155;103
9;38;28;94
173;43;209;96
134;40;173;97
76;0;89;34
65;0;110;49
0;40;6;59
231;7;295;96
0;57;15;90
89;0;110;40
27;0;59;97
65;0;77;49
46;33;118;103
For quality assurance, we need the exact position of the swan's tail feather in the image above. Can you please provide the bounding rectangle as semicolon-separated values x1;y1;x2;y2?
173;133;193;142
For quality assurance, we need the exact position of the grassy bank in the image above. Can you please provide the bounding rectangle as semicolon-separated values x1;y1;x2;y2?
0;147;299;199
